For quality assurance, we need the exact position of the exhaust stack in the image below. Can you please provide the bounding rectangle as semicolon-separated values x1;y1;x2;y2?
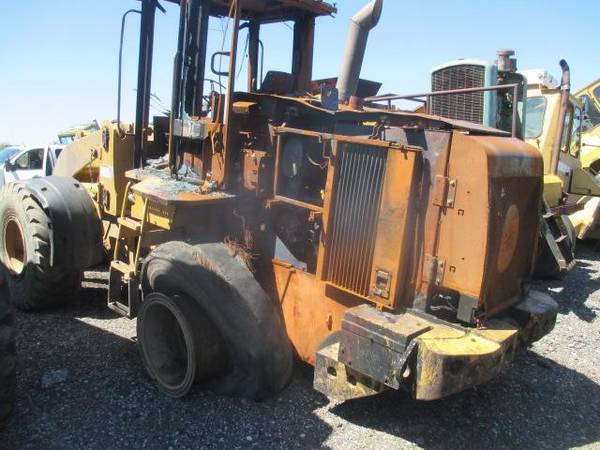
550;60;571;175
336;0;384;103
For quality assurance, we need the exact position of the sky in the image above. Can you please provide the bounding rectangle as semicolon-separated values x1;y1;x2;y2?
1;0;599;144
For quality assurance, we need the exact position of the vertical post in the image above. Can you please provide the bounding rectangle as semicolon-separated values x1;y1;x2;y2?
224;2;240;126
247;22;260;92
134;0;157;169
511;85;519;138
168;1;186;174
222;1;241;188
248;21;260;92
189;0;210;117
292;17;315;93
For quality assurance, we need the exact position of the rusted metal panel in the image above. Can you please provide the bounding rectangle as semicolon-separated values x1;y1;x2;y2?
314;340;385;402
242;149;272;196
434;135;490;300
434;133;543;315
414;131;453;303
272;261;362;365
368;146;420;308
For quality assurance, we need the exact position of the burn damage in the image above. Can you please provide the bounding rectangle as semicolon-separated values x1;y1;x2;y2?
40;0;559;402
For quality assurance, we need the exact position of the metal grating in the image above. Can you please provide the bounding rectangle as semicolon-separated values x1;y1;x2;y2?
431;64;486;124
324;142;387;297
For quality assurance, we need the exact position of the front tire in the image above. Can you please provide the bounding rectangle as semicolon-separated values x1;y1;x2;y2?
141;241;293;400
0;183;81;310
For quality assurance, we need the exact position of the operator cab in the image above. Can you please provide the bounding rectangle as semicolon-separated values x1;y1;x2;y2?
128;0;337;185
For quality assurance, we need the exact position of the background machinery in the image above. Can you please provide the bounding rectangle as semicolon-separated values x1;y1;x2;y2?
521;68;600;242
0;0;558;402
576;78;600;173
394;50;581;277
56;121;101;145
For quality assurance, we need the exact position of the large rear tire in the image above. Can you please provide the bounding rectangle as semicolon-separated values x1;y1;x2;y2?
0;183;82;310
0;278;16;425
141;241;293;400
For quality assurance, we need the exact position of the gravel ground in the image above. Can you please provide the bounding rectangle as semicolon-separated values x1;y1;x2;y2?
1;245;599;450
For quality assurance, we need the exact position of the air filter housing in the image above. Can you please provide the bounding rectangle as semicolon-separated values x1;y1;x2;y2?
430;59;498;127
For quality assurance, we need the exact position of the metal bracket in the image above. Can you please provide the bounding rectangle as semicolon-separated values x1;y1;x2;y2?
432;175;457;208
423;254;446;286
446;179;457;208
391;340;418;381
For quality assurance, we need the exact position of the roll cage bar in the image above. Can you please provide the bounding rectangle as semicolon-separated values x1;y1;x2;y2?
131;0;336;168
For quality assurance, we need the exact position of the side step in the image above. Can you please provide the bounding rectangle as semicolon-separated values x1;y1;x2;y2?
107;266;140;319
537;201;576;277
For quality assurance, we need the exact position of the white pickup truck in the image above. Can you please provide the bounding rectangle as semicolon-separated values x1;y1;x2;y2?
0;145;64;188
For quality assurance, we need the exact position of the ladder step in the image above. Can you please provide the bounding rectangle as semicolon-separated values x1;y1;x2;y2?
110;260;135;275
543;212;554;220
555;235;567;244
107;301;131;317
118;217;142;232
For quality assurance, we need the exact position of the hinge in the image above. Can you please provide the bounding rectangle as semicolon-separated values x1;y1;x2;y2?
432;175;457;208
423;254;446;286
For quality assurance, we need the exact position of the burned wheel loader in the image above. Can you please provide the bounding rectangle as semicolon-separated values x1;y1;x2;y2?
0;0;558;402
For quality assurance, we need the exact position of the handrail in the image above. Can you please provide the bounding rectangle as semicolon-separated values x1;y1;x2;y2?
365;83;522;137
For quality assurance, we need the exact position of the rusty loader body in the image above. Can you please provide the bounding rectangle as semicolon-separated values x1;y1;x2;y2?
389;50;578;278
0;0;556;403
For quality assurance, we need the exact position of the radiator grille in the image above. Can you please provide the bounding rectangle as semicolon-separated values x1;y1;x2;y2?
324;142;387;297
431;64;486;124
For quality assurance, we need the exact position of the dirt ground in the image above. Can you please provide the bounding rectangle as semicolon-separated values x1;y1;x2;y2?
1;245;599;449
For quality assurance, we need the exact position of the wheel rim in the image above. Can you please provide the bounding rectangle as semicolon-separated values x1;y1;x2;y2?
4;217;26;276
141;297;193;394
139;292;227;398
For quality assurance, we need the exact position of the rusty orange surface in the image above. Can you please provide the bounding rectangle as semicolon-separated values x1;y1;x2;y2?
272;261;362;365
434;133;543;314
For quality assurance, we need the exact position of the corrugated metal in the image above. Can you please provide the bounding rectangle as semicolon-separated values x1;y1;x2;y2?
431;65;486;124
324;142;387;297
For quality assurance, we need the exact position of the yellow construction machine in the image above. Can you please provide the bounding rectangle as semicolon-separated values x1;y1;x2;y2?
494;61;600;257
0;0;557;402
520;68;600;242
575;79;600;172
